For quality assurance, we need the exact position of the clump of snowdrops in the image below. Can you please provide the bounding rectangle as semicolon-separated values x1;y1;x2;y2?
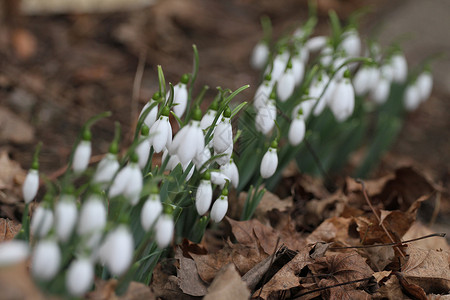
1;6;434;298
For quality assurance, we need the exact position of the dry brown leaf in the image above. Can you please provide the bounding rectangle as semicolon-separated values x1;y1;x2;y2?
303;192;347;228
402;222;449;251
87;279;118;300
255;248;312;300
372;270;392;284
150;263;192;300
119;282;156;300
395;272;427;300
373;274;404;300
174;247;208;296
307;217;357;246
0;151;26;192
400;246;450;294
308;251;373;300
365;243;395;271
204;264;250;300
0;218;22;242
0;108;35;144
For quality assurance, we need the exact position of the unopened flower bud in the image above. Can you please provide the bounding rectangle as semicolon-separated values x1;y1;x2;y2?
66;258;94;296
32;239;61;281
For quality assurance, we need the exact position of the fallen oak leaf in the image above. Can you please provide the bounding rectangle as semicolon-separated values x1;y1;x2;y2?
204;264;250;300
174;247;208;296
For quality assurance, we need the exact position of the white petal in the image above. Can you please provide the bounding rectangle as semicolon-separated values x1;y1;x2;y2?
108;166;132;198
370;77;391;104
150;116;172;153
251;42;269;70
55;196;78;242
292;57;305;86
288;117;306;146
269;55;287;83
93;154;119;184
193;147;211;172
253;82;272;111
66;258;94;296
139;101;158;129
73;141;91;173
124;165;143;205
32;240;61;281
200;110;216;130
77;196;106;236
292;99;315;120
260;148;278;179
155;214;174;248
277;69;296;102
255;101;276;135
416;72;433;101
213;119;233;154
353;67;371;96
210;196;228;223
210;171;230;189
30;206;54;238
0;240;29;267
305;36;327;52
329;79;355;122
23;169;39;204
195;180;212;215
140;195;162;231
403;84;421;111
310;76;329;116
214;145;233;166
173;83;188;117
102;226;134;276
136;139;151;169
220;160;239;189
169;124;189;155
340;30;360;57
391;54;408;83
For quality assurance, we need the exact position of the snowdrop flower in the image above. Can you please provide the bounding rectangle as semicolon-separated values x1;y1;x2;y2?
370;77;391;104
332;56;348;80
353;65;379;96
310;73;330;116
305;36;327;52
213;107;233;154
93;153;120;185
416;70;433;102
149;106;172;153
268;53;288;83
220;159;239;189
403;83;421;111
23;168;39;204
30;204;54;238
260;141;278;179
155;213;174;248
292;99;315;120
181;161;195;181
251;41;269;70
195;173;213;215
55;194;78;242
32;239;61;281
162;149;181;171
141;193;162;231
171;74;189;117
291;55;305;86
214;144;233;166
210;189;228;223
73;137;91;174
319;46;333;68
277;62;295;102
136;125;151;169
77;195;106;246
170;107;205;165
200;101;219;130
108;154;143;205
0;240;29;267
66;258;94;296
210;171;230;189
328;72;355;122
255;98;276;135
380;63;394;82
340;29;361;58
139;92;160;129
391;52;408;83
100;226;134;276
288;115;306;146
193;146;211;172
253;75;272;111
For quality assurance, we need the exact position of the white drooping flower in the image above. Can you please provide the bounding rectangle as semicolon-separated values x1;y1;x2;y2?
340;29;361;58
253;79;272;111
380;63;394;83
32;239;61;281
0;240;29;267
73;140;91;173
141;194;162;231
195;178;213;216
319;46;333;68
277;66;296;102
162;149;181;171
305;36;327;52
171;75;189;117
210;193;228;223
55;195;78;242
292;99;315;120
310;74;331;116
66;258;94;296
391;53;408;83
108;159;143;205
214;144;233;166
353;66;371;96
255;99;276;135
155;214;174;248
77;195;106;247
210;171;230;189
30;205;54;238
288;116;306;146
416;71;433;102
220;159;239;189
268;54;287;83
291;55;305;86
370;77;391;104
328;76;355;122
149;107;172;153
93;153;120;185
135;137;151;170
403;83;421;111
139;97;159;129
251;41;269;70
213;112;233;154
170;116;205;165
23;168;39;204
200;102;219;130
193;146;211;172
260;144;278;179
99;226;134;276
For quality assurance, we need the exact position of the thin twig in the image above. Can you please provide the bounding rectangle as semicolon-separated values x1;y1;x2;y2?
356;178;405;258
292;277;372;299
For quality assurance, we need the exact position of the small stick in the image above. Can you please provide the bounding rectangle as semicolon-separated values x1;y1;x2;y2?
356;178;405;258
292;277;372;299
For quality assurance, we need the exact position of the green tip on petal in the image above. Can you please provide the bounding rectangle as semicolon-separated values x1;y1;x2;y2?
270;139;278;149
221;187;229;197
210;101;219;111
287;61;293;69
161;106;170;117
202;171;211;181
82;128;92;141
163;203;174;215
264;74;272;82
31;160;39;171
303;88;310;96
343;69;351;79
150;185;159;195
181;74;190;84
223;106;231;118
130;152;139;163
141;124;150;136
269;89;277;100
109;142;119;155
192;106;202;121
152;91;161;101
